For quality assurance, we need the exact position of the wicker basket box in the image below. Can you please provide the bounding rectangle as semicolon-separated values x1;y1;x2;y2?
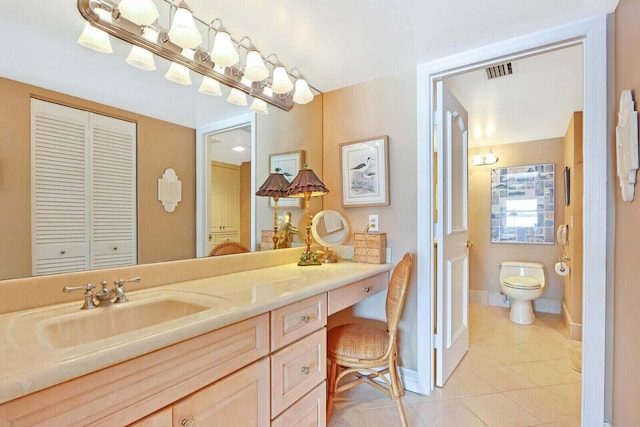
353;232;386;264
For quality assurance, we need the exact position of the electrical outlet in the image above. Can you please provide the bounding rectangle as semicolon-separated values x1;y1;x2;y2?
368;214;379;232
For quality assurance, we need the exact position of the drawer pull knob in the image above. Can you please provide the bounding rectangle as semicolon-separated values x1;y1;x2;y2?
301;315;311;323
300;366;311;375
60;250;66;255
181;418;195;427
362;287;370;292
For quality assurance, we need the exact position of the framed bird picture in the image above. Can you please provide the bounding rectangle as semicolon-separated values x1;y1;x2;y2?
269;150;304;208
340;136;390;207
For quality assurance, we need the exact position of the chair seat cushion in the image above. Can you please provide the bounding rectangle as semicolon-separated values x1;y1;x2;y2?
328;323;389;361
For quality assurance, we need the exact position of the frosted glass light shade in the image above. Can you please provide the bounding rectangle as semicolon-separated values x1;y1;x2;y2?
293;78;314;104
263;86;273;97
271;66;293;94
126;45;155;70
211;30;239;67
198;76;222;96
472;153;484;166
77;9;113;53
484;151;498;164
125;27;158;70
165;49;194;85
118;0;159;26
227;88;248;106
250;98;268;114
168;6;202;49
244;50;269;82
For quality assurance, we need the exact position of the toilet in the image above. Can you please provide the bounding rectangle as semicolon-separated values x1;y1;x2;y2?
499;261;546;325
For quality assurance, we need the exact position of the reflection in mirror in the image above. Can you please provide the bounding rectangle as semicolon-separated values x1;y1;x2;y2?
311;210;349;263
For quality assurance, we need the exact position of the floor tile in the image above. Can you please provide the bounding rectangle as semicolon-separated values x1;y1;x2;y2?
412;399;487;427
460;392;541;426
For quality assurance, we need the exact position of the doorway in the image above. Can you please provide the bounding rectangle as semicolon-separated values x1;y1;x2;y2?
416;17;611;425
195;114;257;257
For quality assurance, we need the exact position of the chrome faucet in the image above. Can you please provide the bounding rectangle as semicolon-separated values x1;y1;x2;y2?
63;276;141;309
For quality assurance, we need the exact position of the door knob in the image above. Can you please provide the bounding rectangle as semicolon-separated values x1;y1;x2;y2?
465;240;473;248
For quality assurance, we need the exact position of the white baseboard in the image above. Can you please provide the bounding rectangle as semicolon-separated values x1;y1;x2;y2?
562;301;583;341
399;367;421;394
469;290;561;314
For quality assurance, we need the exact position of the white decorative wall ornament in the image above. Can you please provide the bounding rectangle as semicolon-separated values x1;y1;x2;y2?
616;90;639;202
158;168;182;212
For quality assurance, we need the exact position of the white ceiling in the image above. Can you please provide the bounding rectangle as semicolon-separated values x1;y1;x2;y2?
0;0;617;130
445;45;584;147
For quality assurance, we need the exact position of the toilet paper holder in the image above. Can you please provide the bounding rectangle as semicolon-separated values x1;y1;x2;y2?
558;255;571;263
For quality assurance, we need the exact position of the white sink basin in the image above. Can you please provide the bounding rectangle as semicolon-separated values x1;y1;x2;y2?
11;289;232;349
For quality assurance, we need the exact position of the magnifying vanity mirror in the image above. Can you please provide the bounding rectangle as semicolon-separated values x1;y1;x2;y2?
311;210;349;263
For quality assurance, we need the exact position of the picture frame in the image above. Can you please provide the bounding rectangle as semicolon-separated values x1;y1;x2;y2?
269;150;304;208
340;136;390;207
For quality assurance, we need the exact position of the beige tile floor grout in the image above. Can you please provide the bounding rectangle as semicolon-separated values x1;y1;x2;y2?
328;303;582;427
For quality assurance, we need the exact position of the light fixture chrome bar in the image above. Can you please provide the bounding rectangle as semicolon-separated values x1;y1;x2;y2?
77;0;313;111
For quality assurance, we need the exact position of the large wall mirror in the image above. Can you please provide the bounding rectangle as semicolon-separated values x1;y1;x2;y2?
0;1;324;280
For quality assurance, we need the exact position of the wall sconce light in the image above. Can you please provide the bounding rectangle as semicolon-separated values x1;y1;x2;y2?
472;150;499;166
76;0;320;112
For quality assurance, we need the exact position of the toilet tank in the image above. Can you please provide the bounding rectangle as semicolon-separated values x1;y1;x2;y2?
499;261;546;285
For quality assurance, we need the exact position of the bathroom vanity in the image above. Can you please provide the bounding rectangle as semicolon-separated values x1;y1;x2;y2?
0;253;391;426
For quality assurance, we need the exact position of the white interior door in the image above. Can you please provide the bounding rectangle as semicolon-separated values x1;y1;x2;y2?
435;81;470;387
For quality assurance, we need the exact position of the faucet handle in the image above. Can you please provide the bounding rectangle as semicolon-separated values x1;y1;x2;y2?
62;283;97;310
112;276;141;303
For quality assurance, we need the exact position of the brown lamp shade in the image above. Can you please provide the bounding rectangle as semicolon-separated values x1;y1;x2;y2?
255;171;291;198
286;167;329;198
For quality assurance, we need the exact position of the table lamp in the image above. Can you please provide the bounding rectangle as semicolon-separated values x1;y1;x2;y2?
255;168;291;249
285;164;329;266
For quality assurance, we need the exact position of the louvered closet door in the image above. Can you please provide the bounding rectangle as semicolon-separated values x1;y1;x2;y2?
31;99;91;275
90;113;137;269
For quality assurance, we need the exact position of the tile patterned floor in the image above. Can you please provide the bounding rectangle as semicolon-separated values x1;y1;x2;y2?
328;303;582;427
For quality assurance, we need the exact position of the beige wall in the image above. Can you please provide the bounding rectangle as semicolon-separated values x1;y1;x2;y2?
255;97;323;250
323;69;418;369
613;0;640;423
0;77;196;279
468;138;565;303
562;112;583;338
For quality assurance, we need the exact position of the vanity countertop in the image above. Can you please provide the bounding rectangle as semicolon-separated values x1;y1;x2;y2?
0;260;392;405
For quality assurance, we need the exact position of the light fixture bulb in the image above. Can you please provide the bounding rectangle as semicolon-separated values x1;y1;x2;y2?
243;49;269;82
271;66;293;94
117;0;159;26
77;8;113;53
226;88;248;106
250;98;268;115
485;150;498;164
210;28;239;67
292;78;314;104
263;86;273;97
125;27;158;70
232;146;246;152
472;153;484;166
168;3;202;49
198;76;222;96
165;49;194;85
240;77;253;87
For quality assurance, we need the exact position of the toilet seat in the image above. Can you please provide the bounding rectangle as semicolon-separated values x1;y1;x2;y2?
503;276;541;290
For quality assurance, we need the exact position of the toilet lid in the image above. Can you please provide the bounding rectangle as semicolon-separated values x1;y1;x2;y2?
503;276;541;290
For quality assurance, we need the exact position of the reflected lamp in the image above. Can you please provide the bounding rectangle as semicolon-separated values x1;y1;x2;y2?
256;168;291;249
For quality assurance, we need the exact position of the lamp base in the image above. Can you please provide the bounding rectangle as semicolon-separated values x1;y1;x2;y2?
298;250;322;266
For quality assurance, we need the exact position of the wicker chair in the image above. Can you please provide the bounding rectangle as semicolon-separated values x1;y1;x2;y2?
208;241;250;256
326;253;413;426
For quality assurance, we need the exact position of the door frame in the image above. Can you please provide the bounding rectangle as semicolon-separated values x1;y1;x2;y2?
416;16;613;424
196;113;257;257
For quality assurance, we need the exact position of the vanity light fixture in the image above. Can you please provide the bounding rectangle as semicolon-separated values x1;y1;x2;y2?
256;168;292;249
76;0;319;111
472;149;499;166
164;48;194;85
198;76;222;96
285;164;329;266
77;6;113;53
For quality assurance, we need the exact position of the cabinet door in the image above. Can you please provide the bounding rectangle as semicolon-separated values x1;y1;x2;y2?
211;161;240;233
271;382;326;427
173;358;270;427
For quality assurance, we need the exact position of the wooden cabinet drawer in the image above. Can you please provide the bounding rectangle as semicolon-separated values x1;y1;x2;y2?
173;358;270;427
271;294;327;351
271;328;326;417
128;407;171;426
327;272;388;315
271;382;326;427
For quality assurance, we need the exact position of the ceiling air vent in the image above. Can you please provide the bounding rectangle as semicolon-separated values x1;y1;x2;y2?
485;62;513;79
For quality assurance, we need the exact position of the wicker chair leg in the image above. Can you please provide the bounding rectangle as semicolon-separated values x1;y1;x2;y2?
326;359;338;420
394;396;409;427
